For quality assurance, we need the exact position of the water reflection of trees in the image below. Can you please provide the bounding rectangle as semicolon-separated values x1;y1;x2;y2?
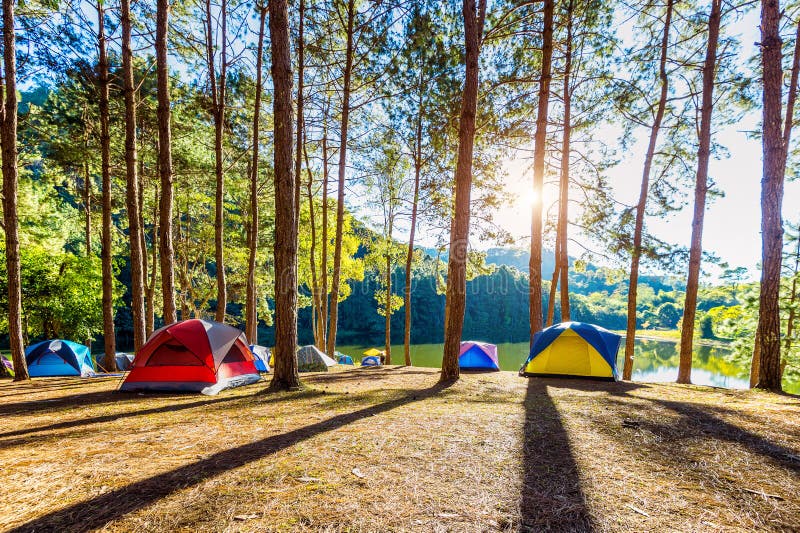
631;340;749;379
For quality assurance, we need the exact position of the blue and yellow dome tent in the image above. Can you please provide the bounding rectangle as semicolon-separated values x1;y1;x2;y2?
520;322;621;380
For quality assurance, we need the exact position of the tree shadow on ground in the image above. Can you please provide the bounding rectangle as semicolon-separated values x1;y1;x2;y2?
650;398;800;472
0;390;326;448
542;377;648;397
6;381;451;533
0;377;124;398
300;367;435;384
519;379;595;532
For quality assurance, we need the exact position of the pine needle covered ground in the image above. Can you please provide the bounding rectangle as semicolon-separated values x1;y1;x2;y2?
1;367;798;532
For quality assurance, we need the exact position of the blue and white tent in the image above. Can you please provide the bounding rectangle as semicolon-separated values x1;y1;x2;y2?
361;355;381;367
249;345;271;372
25;340;95;377
336;352;354;365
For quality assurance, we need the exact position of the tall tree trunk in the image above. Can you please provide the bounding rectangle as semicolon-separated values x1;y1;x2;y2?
327;0;355;358
205;0;228;322
306;150;322;348
246;5;266;344
83;158;92;255
557;0;573;323
157;0;176;324
320;130;329;349
677;0;721;384
403;102;423;367
546;238;560;326
756;0;786;391
295;0;305;337
1;0;28;380
623;0;674;380
122;0;146;351
529;0;554;343
441;0;487;382
268;0;300;391
97;2;116;370
783;231;800;375
146;183;159;336
385;216;393;364
294;0;305;258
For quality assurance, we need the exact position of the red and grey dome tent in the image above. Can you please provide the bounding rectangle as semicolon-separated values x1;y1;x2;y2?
120;319;261;395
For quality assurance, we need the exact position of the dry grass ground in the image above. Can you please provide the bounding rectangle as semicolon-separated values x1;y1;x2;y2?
0;367;798;532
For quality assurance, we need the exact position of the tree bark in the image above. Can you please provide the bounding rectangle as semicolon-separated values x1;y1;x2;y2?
441;0;487;382
385;215;393;364
327;0;355;358
121;0;146;351
295;0;305;338
246;5;266;344
157;0;176;324
1;0;28;380
83;157;91;255
756;0;786;391
306;146;322;349
678;0;721;384
97;1;116;370
623;0;674;380
783;231;799;376
557;0;573;323
146;182;159;336
320;129;329;350
268;0;300;391
529;0;553;343
204;0;228;322
403;100;424;367
546;237;560;326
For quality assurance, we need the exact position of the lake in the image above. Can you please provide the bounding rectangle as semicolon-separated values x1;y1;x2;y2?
339;338;800;394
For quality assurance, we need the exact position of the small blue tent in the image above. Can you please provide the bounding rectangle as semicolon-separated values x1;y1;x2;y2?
337;352;354;365
361;355;381;367
459;341;500;370
249;345;271;372
25;340;95;377
520;322;620;380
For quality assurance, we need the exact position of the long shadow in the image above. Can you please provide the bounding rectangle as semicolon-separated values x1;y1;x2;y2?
652;398;800;473
0;389;325;444
543;378;648;397
519;379;594;532
301;367;435;384
0;390;141;417
0;378;124;398
7;381;451;532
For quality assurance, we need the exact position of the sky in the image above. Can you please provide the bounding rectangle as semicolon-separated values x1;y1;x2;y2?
489;7;800;280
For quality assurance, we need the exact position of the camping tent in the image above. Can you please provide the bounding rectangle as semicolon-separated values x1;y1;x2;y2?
459;341;500;370
336;352;354;365
363;348;383;357
25;340;95;377
361;355;381;367
120;319;261;395
520;322;621;380
93;352;133;372
250;345;271;372
1;355;14;376
115;352;135;371
297;345;337;372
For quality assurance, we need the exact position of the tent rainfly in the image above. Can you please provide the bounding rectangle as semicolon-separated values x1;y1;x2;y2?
249;345;271;372
25;340;95;377
459;341;500;371
120;319;261;395
520;322;621;381
297;345;337;372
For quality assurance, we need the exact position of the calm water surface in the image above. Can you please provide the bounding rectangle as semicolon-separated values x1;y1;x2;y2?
340;338;800;394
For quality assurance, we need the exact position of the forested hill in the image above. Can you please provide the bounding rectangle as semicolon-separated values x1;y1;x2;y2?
284;247;692;348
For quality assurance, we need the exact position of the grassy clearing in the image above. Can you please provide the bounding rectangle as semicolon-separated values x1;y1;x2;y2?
1;368;798;532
